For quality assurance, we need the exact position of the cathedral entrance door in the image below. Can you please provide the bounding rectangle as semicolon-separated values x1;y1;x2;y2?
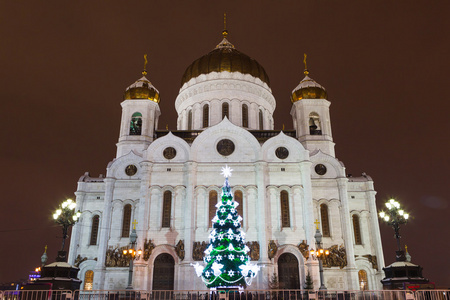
152;254;175;291
278;253;300;289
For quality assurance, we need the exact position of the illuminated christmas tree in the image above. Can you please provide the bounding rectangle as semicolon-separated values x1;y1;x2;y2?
192;166;259;289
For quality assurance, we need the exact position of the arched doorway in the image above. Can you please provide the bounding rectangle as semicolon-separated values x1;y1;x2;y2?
152;253;175;290
278;253;300;289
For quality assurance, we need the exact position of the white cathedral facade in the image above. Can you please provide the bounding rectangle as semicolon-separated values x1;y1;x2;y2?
68;31;385;291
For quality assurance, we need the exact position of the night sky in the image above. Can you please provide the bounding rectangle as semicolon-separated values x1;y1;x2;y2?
1;1;449;287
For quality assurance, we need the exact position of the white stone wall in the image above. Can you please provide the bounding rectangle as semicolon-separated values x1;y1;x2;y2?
68;74;384;291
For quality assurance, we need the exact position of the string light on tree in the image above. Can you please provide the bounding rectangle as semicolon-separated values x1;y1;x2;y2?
191;165;260;288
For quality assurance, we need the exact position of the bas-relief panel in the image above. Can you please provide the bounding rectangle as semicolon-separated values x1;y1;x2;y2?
326;274;346;290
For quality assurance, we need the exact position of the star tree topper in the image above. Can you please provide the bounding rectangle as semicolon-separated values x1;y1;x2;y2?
221;165;233;178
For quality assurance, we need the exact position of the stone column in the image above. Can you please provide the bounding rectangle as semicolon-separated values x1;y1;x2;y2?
194;187;206;231
254;162;269;289
178;161;197;290
292;186;303;232
94;177;116;290
230;99;240;126
174;185;186;231
268;186;278;232
366;189;385;278
149;188;161;230
68;191;86;265
246;186;258;235
337;177;358;290
134;162;151;290
300;161;314;246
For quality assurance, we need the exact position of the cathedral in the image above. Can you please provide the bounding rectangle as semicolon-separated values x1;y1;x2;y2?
68;29;385;291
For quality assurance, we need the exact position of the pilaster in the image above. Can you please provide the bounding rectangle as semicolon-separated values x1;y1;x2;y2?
68;191;86;265
366;189;385;279
300;160;314;246
94;177;116;290
337;177;358;290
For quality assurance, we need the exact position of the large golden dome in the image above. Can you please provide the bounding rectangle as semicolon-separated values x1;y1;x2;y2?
181;33;270;86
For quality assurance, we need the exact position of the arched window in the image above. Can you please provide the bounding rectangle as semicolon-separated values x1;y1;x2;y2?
162;191;172;228
84;270;94;290
309;112;322;135
242;104;248;128
203;104;209;127
259;110;264;130
358;270;368;290
121;204;132;237
234;190;243;222
130;112;142;135
89;215;100;245
222;103;229;119
353;214;362;245
280;190;290;228
209;190;218;226
188;110;192;130
320;204;330;237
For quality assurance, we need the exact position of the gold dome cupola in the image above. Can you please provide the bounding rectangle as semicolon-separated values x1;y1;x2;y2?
175;17;276;131
180;27;270;87
291;54;327;103
124;54;160;103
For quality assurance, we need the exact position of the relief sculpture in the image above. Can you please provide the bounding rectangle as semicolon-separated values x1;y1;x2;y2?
363;254;378;270
322;244;347;269
193;241;208;261
175;240;185;261
105;246;129;267
143;239;155;261
246;241;260;261
74;255;88;267
268;240;278;260
297;240;310;260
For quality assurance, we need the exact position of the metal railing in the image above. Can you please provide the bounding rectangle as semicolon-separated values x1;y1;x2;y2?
0;290;448;300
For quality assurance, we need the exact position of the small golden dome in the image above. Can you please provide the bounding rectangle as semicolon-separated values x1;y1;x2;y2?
181;35;270;86
124;76;160;103
291;74;327;103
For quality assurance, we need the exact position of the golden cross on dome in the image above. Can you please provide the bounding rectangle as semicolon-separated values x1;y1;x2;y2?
142;54;148;76
314;219;320;230
222;13;228;38
132;219;138;230
303;53;309;76
44;245;47;253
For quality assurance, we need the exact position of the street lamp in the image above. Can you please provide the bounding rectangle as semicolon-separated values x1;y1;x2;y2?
53;199;81;262
123;220;142;290
378;198;410;261
311;220;330;290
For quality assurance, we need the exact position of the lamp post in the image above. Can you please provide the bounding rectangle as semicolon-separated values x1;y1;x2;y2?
378;198;409;261
311;220;330;290
53;199;81;262
123;220;142;290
